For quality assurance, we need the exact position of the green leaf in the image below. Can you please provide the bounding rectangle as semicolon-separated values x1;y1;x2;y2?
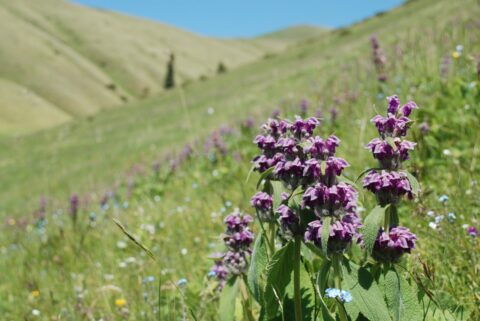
321;216;332;257
247;232;269;303
404;171;421;196
271;180;287;210
256;167;274;189
385;137;397;149
264;241;295;318
219;277;239;321
317;260;331;295
342;262;392;321
362;205;389;254
384;268;423;321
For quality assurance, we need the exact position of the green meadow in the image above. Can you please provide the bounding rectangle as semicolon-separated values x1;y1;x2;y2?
0;0;479;319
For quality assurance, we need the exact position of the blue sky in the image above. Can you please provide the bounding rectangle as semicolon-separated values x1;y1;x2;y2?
73;0;405;38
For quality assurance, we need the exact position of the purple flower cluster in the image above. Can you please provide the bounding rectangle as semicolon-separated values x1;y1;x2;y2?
370;35;387;82
364;95;418;204
363;170;413;206
252;116;361;252
372;227;417;262
364;95;418;262
221;211;254;275
69;193;79;222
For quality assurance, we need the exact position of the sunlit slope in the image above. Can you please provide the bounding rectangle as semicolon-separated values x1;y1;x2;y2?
0;0;477;214
0;0;323;135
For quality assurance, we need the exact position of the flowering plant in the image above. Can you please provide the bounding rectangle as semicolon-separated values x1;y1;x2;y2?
213;96;435;321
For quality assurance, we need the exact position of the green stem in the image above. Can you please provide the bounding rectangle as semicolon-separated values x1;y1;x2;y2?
293;236;303;321
332;255;342;289
239;277;255;321
384;206;390;232
268;221;276;255
337;302;348;321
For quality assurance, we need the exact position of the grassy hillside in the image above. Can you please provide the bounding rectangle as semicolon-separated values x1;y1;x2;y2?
0;0;479;318
0;0;323;136
1;0;476;215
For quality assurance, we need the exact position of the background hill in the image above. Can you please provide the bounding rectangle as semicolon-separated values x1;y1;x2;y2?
0;0;325;135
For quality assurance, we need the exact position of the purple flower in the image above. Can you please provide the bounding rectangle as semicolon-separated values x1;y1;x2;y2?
276;137;298;156
224;212;253;231
305;135;340;160
325;157;349;177
305;219;357;253
223;251;248;275
271;108;281;119
299;99;310;115
250;192;273;213
467;226;478;238
366;138;416;169
252;153;284;173
274;157;304;188
210;260;228;281
363;170;413;205
372;227;416;262
401;101;418;117
371;114;411;138
387;95;400;114
303;159;322;182
276;204;299;231
302;182;357;217
254;135;277;155
289;116;319;138
261;119;288;138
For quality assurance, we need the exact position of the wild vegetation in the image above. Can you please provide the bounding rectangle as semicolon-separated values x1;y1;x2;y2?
0;0;479;320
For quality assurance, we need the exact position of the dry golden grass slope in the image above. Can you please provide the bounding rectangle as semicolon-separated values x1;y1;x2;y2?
0;0;325;136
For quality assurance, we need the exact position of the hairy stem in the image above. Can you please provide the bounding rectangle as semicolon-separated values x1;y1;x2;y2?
268;221;276;255
294;236;303;321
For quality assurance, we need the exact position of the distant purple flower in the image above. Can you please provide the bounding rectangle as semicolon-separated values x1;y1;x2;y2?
401;101;418;117
242;117;255;130
467;226;478;238
329;107;338;123
315;109;324;119
372;227;416;262
69;193;79;221
363;170;413;205
419;121;430;135
299;99;310;116
271;108;281;119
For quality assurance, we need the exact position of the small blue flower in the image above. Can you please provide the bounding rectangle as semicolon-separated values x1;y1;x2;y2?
207;271;216;278
447;212;456;222
325;288;352;303
438;195;449;203
177;278;188;287
434;215;444;224
340;290;353;303
143;276;155;283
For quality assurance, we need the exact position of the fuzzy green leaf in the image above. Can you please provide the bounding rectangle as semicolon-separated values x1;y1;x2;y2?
362;205;389;254
404;171;421;196
271;180;287;210
256;167;274;189
321;216;332;257
219;277;239;321
264;241;295;318
342;262;392;321
247;232;269;303
384;268;423;321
